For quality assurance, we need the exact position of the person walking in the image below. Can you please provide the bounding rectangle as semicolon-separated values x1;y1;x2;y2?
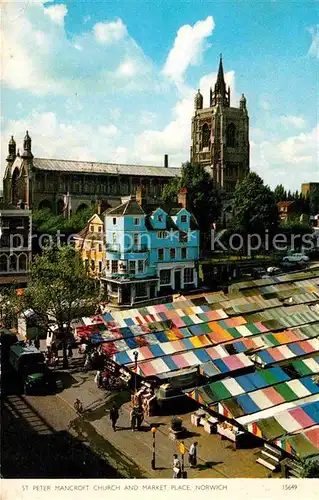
136;406;144;431
173;454;181;478
130;407;137;431
188;441;198;468
109;405;119;431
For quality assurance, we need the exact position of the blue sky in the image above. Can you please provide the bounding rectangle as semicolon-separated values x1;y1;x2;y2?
2;0;318;190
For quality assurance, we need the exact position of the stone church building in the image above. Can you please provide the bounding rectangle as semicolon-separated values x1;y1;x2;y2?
3;57;249;212
191;56;250;193
3;134;181;214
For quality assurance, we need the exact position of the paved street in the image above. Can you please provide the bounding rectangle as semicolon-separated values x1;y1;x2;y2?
1;361;275;479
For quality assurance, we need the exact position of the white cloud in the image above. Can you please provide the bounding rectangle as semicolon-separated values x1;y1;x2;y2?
1;4;158;95
163;16;215;85
251;124;319;189
307;25;319;58
44;4;67;26
280;115;306;129
116;60;136;77
93;19;127;44
99;125;119;136
134;69;239;166
1;112;128;173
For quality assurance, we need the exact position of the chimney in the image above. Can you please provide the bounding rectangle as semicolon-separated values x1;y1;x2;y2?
178;187;188;209
164;154;168;168
97;201;101;215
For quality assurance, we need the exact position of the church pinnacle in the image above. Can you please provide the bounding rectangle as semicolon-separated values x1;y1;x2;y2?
210;54;230;107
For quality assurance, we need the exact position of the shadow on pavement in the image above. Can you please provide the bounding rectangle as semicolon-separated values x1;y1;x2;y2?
196;461;224;471
1;395;124;478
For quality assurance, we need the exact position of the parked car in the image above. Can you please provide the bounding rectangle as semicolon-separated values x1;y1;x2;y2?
282;253;310;264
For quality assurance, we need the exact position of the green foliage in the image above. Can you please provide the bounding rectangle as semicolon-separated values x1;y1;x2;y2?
232;172;279;235
33;206;96;234
15;245;100;364
301;457;319;478
274;184;287;203
162;162;221;232
309;185;319;215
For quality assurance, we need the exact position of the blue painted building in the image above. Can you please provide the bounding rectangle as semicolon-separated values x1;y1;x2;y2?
102;194;200;305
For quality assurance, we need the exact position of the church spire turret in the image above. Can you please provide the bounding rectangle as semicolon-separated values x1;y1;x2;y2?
21;130;33;159
6;136;16;162
211;54;230;107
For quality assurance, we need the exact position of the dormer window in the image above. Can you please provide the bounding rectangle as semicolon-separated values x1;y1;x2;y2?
158;215;163;222
90;225;94;232
134;218;140;226
181;215;187;223
113;218;117;225
98;226;102;233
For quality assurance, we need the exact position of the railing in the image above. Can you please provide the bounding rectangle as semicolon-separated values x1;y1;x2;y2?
105;244;149;253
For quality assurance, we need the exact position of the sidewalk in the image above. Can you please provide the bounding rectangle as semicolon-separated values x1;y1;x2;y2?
57;371;272;479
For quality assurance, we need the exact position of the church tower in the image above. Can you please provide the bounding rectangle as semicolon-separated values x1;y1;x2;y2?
190;56;249;194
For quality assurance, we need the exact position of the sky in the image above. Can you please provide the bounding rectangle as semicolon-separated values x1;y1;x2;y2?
1;0;318;191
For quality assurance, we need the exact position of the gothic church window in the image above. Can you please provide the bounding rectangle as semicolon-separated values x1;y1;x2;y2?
226;123;236;148
202;123;210;148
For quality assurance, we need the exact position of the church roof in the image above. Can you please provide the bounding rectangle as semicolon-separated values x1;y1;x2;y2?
32;158;181;178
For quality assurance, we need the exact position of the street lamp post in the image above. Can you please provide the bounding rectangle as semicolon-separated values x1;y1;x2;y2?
133;351;138;392
151;427;156;470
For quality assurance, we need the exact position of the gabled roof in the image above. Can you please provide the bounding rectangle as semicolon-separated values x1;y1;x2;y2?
105;199;145;216
277;201;295;208
32;158;181;178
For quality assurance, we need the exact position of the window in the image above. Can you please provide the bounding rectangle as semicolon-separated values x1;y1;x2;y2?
106;260;110;271
226;123;236;148
98;244;102;252
170;248;176;259
158;215;163;222
0;255;7;272
179;231;188;242
90;260;95;271
112;233;117;245
158;248;164;261
129;260;136;273
111;260;118;273
184;268;194;283
98;261;102;273
137;260;144;273
157;231;167;239
181;247;187;259
180;215;187;223
134;218;140;226
98;226;102;233
202;123;210;148
9;254;17;271
113;218;117;225
16;218;24;229
135;282;147;298
19;254;27;271
133;233;139;248
90;225;94;232
160;269;171;285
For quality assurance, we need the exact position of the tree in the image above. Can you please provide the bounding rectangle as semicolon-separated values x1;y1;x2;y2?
33;205;96;235
162;162;221;233
232;172;279;236
274;184;287;203
309;185;319;215
15;245;100;367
